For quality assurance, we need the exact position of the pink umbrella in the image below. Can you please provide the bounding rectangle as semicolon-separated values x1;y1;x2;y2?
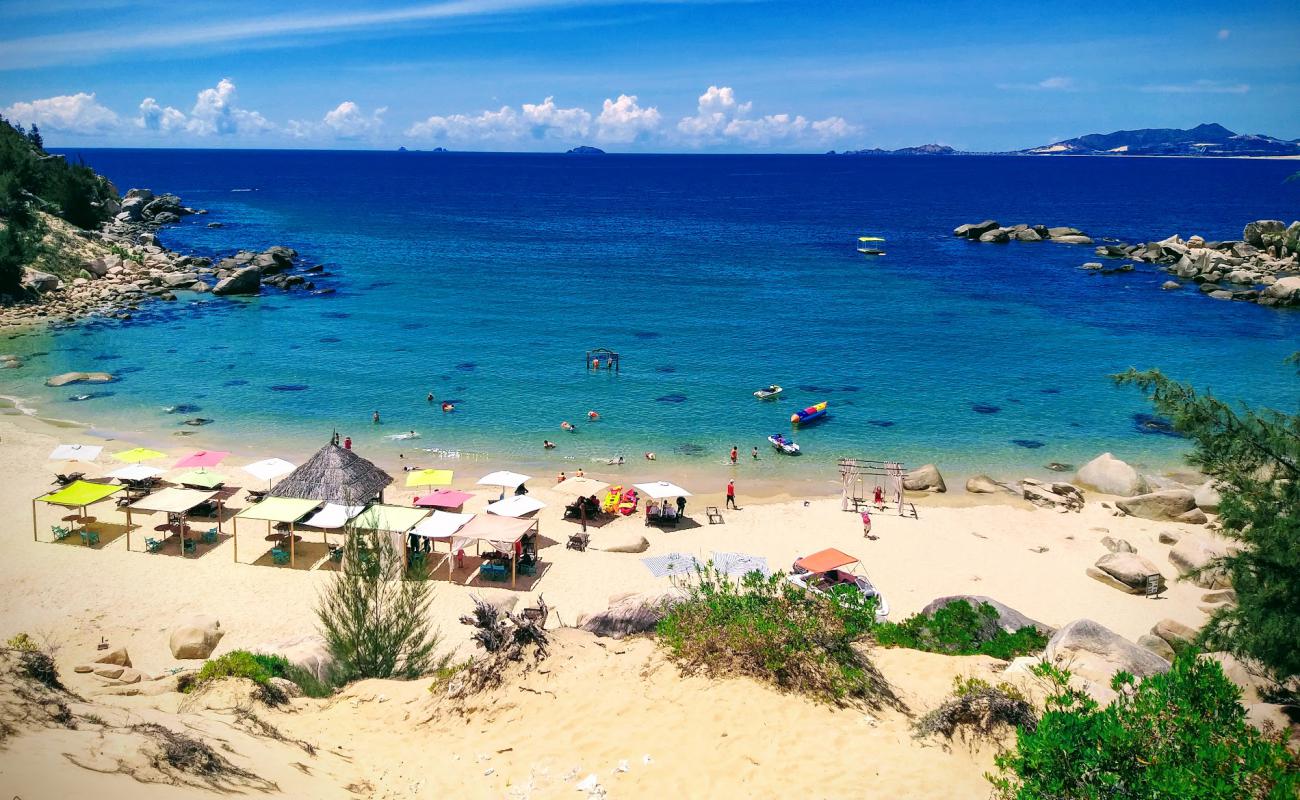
414;489;475;509
173;450;231;469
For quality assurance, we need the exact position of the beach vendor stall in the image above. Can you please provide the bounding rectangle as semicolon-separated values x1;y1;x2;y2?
452;513;540;588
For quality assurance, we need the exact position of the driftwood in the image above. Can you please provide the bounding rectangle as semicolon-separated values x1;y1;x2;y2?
450;595;551;699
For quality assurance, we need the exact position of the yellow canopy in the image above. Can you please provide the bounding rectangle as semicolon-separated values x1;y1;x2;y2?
114;447;167;463
352;504;429;533
857;236;885;242
37;480;121;507
405;469;454;488
236;497;321;524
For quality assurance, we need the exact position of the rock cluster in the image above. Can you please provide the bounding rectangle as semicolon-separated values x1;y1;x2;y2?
1021;478;1084;511
1;187;323;328
1094;219;1300;307
953;220;1094;245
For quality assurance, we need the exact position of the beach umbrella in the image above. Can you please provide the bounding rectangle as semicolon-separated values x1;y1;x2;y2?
476;470;531;489
243;457;296;484
174;469;228;489
633;481;693;500
113;447;165;463
486;495;546;518
48;444;102;462
405;469;453;489
173;450;230;469
552;476;610;497
107;464;165;482
413;488;475;509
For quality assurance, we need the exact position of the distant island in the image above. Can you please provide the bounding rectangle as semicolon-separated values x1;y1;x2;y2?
396;146;449;153
830;123;1300;158
565;146;605;155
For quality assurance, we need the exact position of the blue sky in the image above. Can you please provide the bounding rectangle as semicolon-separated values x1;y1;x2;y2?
1;0;1296;152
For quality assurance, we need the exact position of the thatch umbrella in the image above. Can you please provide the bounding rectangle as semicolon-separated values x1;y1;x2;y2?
267;441;393;505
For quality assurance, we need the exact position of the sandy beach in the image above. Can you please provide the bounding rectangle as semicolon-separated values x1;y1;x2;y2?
0;396;1226;798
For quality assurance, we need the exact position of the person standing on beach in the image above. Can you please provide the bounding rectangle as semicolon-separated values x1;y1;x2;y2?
862;509;874;539
730;445;738;464
343;436;352;450
726;479;737;509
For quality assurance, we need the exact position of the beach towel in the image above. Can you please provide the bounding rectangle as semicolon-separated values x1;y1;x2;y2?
712;551;770;577
641;552;700;578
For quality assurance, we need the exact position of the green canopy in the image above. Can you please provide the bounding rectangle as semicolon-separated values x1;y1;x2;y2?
352;504;429;533
37;480;121;507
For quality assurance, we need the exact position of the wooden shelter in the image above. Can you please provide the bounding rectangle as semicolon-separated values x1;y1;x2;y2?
267;441;392;505
32;480;121;544
233;497;322;566
127;487;223;554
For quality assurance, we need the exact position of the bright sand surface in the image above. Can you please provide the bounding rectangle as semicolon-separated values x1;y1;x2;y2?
0;407;1218;798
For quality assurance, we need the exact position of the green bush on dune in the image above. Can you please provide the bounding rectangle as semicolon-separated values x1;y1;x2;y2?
183;650;332;700
872;600;1048;660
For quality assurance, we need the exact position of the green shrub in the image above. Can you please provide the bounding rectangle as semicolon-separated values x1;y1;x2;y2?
5;632;39;652
873;600;1048;660
990;654;1300;799
916;674;1038;743
656;564;901;707
184;650;333;699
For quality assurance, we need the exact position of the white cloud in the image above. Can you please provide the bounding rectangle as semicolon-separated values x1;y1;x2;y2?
1139;80;1249;94
137;96;186;132
406;105;522;141
595;94;661;143
322;101;386;139
996;76;1076;91
521;96;590;139
2;91;118;134
185;77;271;135
1217;28;1230;40
676;85;853;147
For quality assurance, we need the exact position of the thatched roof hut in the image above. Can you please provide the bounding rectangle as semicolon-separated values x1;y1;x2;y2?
268;442;392;505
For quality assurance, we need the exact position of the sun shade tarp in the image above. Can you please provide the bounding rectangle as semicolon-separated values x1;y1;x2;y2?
37;480;121;507
49;444;102;462
129;488;218;514
113;447;166;463
351;504;429;533
236;497;321;524
405;469;453;487
301;503;365;530
476;470;531;488
414;489;475;508
486;495;546;517
411;510;475;539
455;513;535;552
633;481;692;500
243;458;296;482
551;476;610;496
794;548;858;574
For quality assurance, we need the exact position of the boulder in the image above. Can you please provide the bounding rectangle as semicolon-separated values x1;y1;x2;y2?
1157;530;1181;545
1261;276;1300;306
1115;489;1196;521
577;589;684;639
1051;235;1094;245
1014;228;1042;242
1045;618;1171;684
1080;262;1104;270
590;533;650;554
1075;453;1147;497
1136;633;1174;662
1021;479;1084;511
1161;280;1182;290
169;615;224;660
1088;552;1165;594
251;252;290;275
1100;536;1135;554
94;647;131;667
978;228;1011;243
1047;226;1084;238
964;474;1001;494
92;664;125;679
254;634;333;683
45;371;114;387
919;595;1053;635
954;220;999;238
1242;219;1285;249
163;272;200;288
1168;537;1231;589
1192;480;1222;512
212;266;261;296
1175;508;1209;525
84;257;110;278
1151;618;1198;648
22;268;62;293
903;464;946;493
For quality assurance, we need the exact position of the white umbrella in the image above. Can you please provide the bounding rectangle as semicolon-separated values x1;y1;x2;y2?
477;470;532;488
633;481;692;500
48;444;102;462
486;495;546;518
243;457;296;483
107;464;165;481
552;475;610;496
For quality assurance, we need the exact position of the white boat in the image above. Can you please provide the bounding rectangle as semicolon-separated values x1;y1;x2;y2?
768;433;801;455
753;384;783;400
787;548;889;621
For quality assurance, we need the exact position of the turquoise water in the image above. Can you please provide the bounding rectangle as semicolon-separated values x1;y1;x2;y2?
3;150;1298;482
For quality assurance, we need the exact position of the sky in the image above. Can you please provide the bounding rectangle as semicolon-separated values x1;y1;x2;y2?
0;0;1296;152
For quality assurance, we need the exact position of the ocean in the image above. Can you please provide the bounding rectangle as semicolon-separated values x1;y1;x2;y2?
4;150;1299;486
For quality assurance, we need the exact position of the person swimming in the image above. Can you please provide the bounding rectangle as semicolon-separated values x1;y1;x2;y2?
644;452;656;460
543;440;556;449
442;401;454;412
562;421;576;432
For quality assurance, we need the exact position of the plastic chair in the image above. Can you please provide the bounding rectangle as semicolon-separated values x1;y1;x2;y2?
271;548;290;565
145;537;164;553
183;538;197;555
80;530;101;547
201;528;218;544
50;525;73;541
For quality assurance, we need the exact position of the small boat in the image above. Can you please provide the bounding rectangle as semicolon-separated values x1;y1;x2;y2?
791;401;828;425
857;236;886;256
753;384;783;400
768;433;801;455
788;548;889;621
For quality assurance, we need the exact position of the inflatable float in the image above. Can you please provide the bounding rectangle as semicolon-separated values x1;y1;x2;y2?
791;401;828;425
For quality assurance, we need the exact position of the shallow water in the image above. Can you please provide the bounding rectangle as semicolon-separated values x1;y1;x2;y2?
5;150;1298;481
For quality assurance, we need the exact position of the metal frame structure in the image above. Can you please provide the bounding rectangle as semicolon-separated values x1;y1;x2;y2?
838;458;911;516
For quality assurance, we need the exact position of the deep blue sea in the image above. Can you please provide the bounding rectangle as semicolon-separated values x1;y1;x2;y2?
5;150;1299;484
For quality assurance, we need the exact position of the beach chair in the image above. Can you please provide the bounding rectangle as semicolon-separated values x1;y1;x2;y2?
408;551;427;573
271;548;290;565
567;532;589;551
201;527;218;544
50;525;73;541
706;506;724;524
79;530;100;547
53;472;85;487
479;562;508;582
182;538;197;555
145;537;164;553
329;545;344;564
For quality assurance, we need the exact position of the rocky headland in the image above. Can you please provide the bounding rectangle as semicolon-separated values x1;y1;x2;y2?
952;219;1094;244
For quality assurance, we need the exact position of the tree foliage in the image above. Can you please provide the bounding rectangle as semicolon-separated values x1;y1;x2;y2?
1115;365;1300;680
315;524;443;683
991;655;1299;799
